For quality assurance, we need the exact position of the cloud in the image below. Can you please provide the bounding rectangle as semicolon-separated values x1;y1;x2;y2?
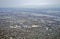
0;0;60;8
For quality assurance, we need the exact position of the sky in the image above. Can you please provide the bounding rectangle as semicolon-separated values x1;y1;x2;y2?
0;0;60;8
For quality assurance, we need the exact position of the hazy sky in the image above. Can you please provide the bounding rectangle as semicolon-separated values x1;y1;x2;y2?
0;0;60;8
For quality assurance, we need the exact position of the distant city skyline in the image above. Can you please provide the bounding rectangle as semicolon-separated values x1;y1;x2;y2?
0;0;60;8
